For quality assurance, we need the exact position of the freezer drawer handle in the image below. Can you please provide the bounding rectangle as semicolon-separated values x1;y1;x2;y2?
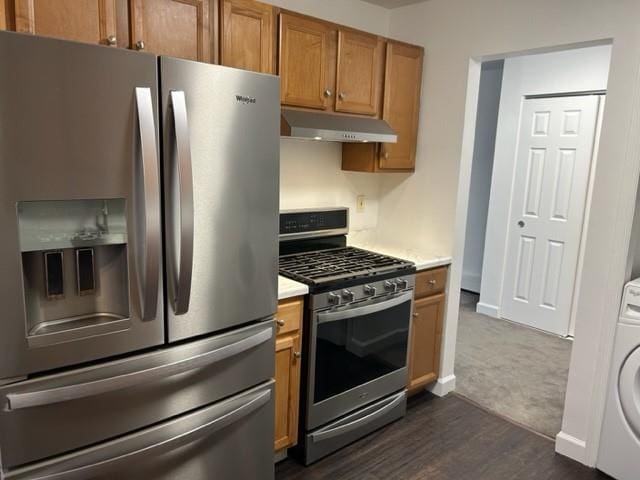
317;291;413;325
134;87;161;321
5;327;272;411
167;90;194;316
310;391;405;443
6;388;271;480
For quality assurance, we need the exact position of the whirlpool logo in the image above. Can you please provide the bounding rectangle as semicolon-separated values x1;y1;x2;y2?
235;95;257;105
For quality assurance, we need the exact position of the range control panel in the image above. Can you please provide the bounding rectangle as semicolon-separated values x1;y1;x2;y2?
280;208;348;237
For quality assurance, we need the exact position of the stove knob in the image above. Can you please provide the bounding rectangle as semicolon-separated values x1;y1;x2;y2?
364;284;377;296
342;289;356;302
384;280;398;292
327;292;341;306
396;278;409;289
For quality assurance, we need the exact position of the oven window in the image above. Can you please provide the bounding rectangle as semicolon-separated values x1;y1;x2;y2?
314;295;411;404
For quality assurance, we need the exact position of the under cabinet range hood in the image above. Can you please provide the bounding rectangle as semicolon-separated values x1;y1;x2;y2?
281;108;397;143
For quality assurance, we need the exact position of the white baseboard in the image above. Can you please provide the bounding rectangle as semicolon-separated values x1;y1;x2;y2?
428;374;456;397
476;302;499;318
555;431;588;465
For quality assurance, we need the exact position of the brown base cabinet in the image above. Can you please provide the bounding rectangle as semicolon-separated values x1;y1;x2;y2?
274;296;303;452
408;267;447;394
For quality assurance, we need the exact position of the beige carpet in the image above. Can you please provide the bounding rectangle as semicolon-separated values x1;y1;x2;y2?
454;291;573;438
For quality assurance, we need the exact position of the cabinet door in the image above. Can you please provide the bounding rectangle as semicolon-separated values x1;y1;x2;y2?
279;12;334;110
220;0;274;73
274;333;301;451
130;0;210;62
408;293;444;391
13;0;117;45
335;30;383;116
380;41;423;170
1;0;7;30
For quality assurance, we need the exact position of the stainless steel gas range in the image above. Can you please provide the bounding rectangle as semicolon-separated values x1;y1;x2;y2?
279;208;415;465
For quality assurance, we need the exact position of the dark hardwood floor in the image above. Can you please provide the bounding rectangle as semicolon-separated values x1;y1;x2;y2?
276;392;610;480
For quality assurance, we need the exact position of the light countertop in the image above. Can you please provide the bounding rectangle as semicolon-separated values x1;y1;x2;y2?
348;241;452;271
278;275;309;300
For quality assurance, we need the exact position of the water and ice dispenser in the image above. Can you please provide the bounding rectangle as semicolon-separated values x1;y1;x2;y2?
17;199;130;347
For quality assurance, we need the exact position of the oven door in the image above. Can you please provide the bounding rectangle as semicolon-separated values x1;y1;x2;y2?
307;290;412;429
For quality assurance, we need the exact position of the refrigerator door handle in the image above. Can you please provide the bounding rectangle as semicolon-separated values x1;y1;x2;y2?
5;387;272;480
5;327;273;411
168;90;194;316
134;87;161;321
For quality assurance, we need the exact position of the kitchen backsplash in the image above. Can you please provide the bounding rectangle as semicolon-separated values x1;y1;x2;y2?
280;138;381;236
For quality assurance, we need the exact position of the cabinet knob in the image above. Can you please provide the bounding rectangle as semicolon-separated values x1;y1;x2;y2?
428;279;437;286
383;151;390;160
324;89;333;98
136;40;146;51
106;35;117;46
276;319;285;327
294;351;301;359
413;312;419;318
339;92;346;100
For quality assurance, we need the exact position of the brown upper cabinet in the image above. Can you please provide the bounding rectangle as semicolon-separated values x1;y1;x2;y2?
335;30;383;116
279;12;335;110
219;0;275;74
342;41;424;172
380;41;423;169
11;0;117;45
129;0;210;61
0;0;8;30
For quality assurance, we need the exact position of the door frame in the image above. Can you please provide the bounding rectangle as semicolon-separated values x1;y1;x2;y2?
442;37;640;468
498;93;606;337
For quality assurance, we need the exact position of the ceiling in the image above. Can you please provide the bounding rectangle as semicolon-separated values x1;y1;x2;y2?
361;0;429;9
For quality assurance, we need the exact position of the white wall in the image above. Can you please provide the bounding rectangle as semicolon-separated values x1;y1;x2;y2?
280;139;380;238
382;0;640;467
478;45;612;317
461;60;503;293
261;0;390;36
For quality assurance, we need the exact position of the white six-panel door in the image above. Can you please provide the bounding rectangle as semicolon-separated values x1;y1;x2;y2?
501;95;601;336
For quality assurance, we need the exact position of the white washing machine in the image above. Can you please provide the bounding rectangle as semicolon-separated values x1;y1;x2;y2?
597;278;640;479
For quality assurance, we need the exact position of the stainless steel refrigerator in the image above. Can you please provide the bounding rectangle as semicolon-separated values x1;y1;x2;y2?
0;31;279;479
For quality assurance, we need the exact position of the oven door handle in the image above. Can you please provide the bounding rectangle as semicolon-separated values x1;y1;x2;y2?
310;391;406;443
317;291;413;325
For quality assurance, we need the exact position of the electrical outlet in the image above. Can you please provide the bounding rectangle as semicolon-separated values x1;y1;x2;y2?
356;195;366;213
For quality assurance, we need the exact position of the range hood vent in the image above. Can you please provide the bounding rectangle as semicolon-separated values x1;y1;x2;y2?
281;108;397;143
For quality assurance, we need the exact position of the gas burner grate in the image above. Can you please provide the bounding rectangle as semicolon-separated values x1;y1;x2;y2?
279;247;414;285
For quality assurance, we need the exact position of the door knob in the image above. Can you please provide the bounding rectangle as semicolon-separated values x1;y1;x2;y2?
136;40;146;51
517;220;525;228
106;35;117;46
